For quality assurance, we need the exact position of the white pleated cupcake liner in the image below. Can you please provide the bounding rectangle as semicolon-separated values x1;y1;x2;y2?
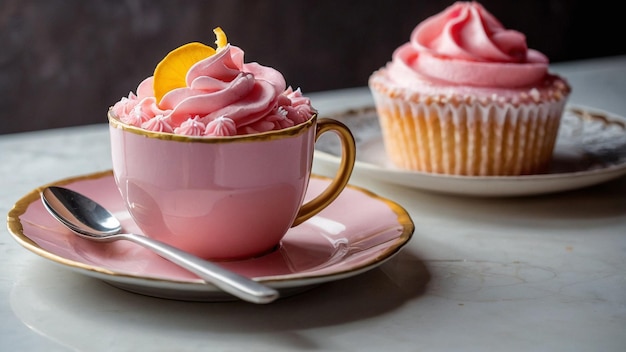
370;91;567;176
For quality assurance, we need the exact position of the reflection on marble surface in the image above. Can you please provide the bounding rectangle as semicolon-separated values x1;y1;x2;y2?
11;251;429;351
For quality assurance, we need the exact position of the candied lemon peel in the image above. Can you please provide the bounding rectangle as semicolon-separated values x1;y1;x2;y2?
153;27;228;104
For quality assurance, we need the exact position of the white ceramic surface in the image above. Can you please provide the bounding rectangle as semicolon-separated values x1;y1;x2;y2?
7;171;413;302
315;104;626;197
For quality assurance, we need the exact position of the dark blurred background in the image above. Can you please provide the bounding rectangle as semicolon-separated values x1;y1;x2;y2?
2;0;625;134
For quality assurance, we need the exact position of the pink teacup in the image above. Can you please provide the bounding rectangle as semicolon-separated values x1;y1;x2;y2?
108;111;355;260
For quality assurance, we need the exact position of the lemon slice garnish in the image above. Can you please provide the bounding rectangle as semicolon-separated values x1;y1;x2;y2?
153;42;215;103
153;27;229;104
214;27;227;49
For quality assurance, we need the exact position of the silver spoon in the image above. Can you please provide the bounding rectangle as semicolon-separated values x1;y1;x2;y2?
40;186;280;304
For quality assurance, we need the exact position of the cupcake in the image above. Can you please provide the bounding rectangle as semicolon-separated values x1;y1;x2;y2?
110;27;316;136
368;1;571;176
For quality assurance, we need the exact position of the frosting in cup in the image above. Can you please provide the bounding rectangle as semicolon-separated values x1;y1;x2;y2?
111;28;316;136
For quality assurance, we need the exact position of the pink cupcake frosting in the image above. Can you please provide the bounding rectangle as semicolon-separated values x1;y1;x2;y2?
378;1;569;103
111;43;316;137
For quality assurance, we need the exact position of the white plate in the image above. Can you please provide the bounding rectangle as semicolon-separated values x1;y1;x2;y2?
315;105;626;197
7;171;414;302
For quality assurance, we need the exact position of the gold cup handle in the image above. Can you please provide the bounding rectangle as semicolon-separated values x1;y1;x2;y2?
292;118;356;227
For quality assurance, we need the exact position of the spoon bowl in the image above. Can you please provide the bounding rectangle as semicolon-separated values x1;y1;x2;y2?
41;186;280;304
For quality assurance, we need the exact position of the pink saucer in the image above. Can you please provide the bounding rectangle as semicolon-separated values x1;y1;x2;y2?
7;170;414;301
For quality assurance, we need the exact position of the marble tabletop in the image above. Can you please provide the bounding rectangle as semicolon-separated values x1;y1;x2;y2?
2;55;625;352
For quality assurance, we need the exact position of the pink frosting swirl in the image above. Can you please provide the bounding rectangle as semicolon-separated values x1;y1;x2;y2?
205;116;237;136
141;114;173;133
391;1;548;88
111;44;316;137
173;116;206;136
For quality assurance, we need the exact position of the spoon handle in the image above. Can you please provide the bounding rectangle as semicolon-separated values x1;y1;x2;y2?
120;233;279;304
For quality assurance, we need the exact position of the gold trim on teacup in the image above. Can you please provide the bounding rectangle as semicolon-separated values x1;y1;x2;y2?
108;109;317;143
